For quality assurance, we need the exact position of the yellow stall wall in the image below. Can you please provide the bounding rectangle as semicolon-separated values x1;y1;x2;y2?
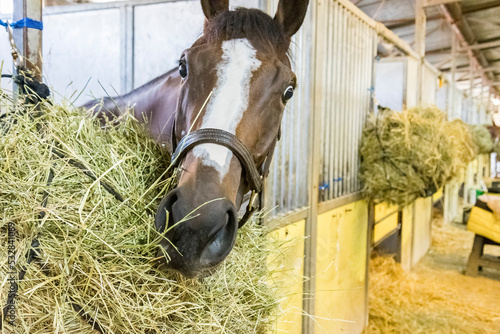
373;202;398;245
401;203;413;271
315;200;368;334
269;220;306;334
412;197;432;266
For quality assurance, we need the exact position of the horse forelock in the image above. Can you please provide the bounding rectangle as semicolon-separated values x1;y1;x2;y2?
203;8;290;55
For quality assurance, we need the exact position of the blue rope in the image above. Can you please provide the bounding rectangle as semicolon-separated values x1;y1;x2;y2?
0;17;43;30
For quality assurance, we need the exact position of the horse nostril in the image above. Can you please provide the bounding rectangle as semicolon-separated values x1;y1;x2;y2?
201;208;238;267
155;190;179;234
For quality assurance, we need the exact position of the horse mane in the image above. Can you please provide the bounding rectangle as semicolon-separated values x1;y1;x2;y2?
203;8;290;54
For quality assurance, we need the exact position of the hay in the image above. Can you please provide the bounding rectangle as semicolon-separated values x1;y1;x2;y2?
365;255;500;334
359;106;462;207
365;212;500;334
470;124;493;154
444;119;477;179
0;96;281;333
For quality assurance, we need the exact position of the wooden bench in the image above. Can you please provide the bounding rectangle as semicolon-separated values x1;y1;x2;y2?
465;234;500;276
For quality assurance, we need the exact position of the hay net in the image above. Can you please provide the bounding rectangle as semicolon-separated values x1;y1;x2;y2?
359;106;477;207
0;94;281;333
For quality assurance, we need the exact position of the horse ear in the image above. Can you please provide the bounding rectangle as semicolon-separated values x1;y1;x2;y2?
201;0;229;19
274;0;309;37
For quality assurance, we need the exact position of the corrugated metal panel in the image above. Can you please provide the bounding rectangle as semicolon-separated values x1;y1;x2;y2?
405;56;419;109
0;20;14;97
318;2;376;202
264;0;312;218
449;84;464;120
43;8;122;104
374;59;405;111
421;62;437;105
133;2;204;88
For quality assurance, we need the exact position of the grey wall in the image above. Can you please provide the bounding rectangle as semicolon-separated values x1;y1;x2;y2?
0;0;259;105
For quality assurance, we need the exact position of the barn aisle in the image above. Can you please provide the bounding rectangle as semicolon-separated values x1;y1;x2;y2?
364;209;500;334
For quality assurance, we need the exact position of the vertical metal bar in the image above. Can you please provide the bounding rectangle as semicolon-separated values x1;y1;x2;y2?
121;4;135;92
344;9;351;196
352;17;361;193
450;32;456;118
295;34;304;209
302;0;318;331
280;100;286;213
333;2;341;199
364;200;374;327
346;12;354;195
353;18;361;193
321;0;332;202
291;55;298;210
331;3;337;199
13;0;42;82
338;5;346;197
341;9;349;196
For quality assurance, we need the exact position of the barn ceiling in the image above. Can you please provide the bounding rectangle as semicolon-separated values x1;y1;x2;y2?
351;0;500;102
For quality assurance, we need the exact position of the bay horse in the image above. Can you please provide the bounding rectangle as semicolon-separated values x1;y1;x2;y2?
82;0;309;278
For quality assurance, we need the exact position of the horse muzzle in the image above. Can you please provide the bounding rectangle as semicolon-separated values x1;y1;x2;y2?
154;187;238;278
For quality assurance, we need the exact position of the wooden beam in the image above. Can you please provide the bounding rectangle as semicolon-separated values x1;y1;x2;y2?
379;15;441;29
415;0;426;104
451;32;457;88
438;4;499;94
464;39;500;51
423;0;464;7
441;65;500;73
461;2;500;14
426;39;500;54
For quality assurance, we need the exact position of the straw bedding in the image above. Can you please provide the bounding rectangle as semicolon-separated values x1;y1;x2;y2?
360;106;477;207
365;214;500;334
0;96;281;333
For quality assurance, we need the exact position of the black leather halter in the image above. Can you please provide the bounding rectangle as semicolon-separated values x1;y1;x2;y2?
171;128;278;228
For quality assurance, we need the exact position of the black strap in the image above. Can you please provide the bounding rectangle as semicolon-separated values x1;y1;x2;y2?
172;128;264;192
171;127;279;228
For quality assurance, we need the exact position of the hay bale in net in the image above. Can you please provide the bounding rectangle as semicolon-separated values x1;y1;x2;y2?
470;124;493;154
0;97;280;333
359;106;466;207
445;119;477;179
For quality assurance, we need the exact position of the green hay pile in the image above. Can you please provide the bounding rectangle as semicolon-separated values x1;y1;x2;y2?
445;119;477;179
0;96;280;333
359;106;472;207
470;124;493;154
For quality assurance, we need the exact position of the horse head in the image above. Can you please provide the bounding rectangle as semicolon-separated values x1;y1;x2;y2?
155;0;309;278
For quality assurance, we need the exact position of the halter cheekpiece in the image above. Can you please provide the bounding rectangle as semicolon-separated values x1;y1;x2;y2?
171;127;278;228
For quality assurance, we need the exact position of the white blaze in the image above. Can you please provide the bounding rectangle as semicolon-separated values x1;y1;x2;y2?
192;38;261;180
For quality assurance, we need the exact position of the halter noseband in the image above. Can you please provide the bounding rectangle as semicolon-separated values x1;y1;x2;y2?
171;128;278;228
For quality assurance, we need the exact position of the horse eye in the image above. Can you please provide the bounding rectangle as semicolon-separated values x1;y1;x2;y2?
179;61;188;79
283;86;294;102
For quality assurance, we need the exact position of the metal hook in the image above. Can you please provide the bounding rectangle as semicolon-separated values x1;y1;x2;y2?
5;22;23;69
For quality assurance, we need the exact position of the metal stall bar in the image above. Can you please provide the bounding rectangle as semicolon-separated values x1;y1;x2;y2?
302;2;319;333
321;0;332;202
331;1;341;200
13;0;43;82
